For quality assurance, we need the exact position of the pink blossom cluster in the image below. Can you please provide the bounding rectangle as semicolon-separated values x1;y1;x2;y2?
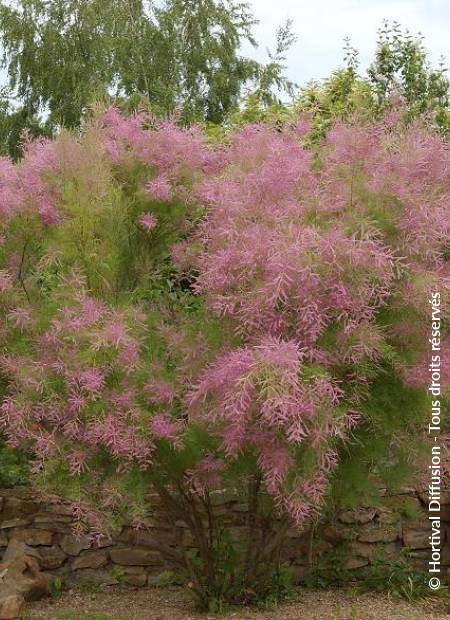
188;337;351;521
0;107;222;253
0;138;60;229
98;106;224;195
178;116;450;520
0;288;180;474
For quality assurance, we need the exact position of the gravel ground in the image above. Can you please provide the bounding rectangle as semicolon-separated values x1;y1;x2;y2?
22;586;449;620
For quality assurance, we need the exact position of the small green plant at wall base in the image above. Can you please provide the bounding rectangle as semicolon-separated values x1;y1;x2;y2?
153;570;185;588
255;563;297;610
49;575;64;599
303;547;349;589
74;582;102;595
110;566;126;583
359;549;446;602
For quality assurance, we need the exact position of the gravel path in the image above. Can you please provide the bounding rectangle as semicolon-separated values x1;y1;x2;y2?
22;586;449;620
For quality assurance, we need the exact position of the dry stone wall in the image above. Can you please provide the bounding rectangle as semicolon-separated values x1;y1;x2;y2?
0;486;449;587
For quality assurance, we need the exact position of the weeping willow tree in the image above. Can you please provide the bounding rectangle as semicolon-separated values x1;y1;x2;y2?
0;0;295;137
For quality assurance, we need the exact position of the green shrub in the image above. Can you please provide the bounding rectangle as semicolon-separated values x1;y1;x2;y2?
303;546;350;589
0;436;29;487
359;549;447;602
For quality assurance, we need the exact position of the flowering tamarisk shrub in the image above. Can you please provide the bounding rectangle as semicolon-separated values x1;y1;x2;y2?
0;107;449;608
181;113;450;499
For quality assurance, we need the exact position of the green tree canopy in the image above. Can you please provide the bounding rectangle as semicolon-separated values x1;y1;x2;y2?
296;22;450;140
367;19;449;125
0;0;294;130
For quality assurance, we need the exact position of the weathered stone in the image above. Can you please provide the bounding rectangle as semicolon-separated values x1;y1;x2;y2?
409;549;429;560
2;483;449;590
209;489;238;506
120;566;147;587
11;529;52;547
357;524;400;543
67;569;118;586
2;541;40;563
375;506;402;524
418;490;450;505
43;503;74;516
350;541;398;560
314;539;333;556
389;486;415;496
96;537;114;549
59;534;91;556
117;527;167;547
0;519;30;530
37;546;67;570
2;498;38;521
403;514;431;530
410;558;428;571
0;554;49;602
338;508;376;525
0;593;25;619
438;505;450;522
33;514;73;533
345;556;369;570
233;502;249;513
32;521;70;534
408;547;430;570
110;547;161;566
417;491;428;505
403;529;430;549
349;542;373;559
322;524;354;544
33;512;72;524
436;545;450;566
71;550;108;570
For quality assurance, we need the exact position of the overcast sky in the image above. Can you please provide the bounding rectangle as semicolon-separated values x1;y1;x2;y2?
243;0;450;86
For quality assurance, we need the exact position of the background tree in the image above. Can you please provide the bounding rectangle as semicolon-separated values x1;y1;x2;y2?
154;0;258;124
367;20;449;128
0;0;294;135
297;23;449;140
0;87;50;159
0;0;117;129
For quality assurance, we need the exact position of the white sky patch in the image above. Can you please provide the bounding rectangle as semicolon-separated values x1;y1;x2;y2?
243;0;450;86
